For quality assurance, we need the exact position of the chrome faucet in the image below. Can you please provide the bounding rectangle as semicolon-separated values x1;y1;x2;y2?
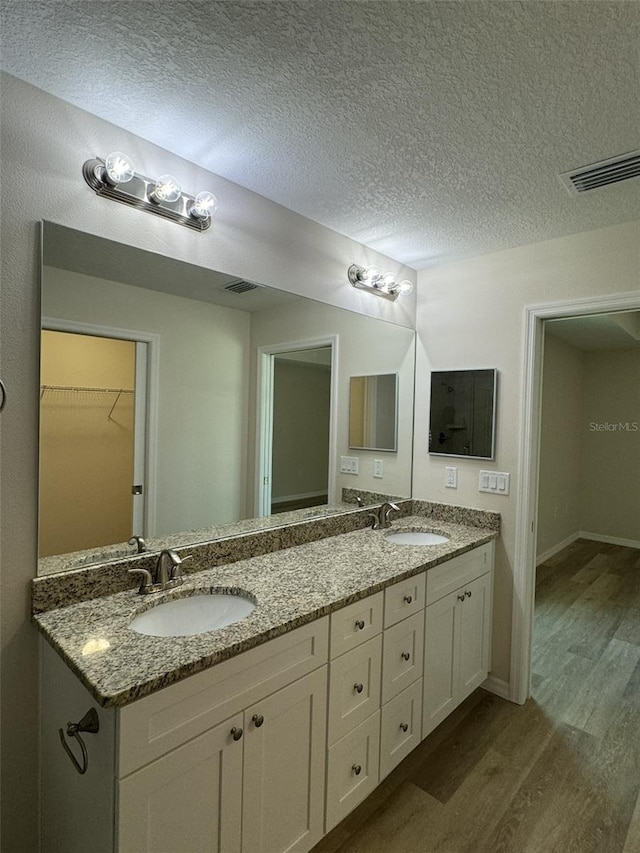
128;549;192;594
369;501;399;530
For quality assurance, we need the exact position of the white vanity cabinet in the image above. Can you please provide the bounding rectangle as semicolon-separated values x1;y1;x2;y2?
41;617;329;853
422;542;494;737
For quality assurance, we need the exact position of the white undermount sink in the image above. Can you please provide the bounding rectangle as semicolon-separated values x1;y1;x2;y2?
385;530;450;546
129;592;256;638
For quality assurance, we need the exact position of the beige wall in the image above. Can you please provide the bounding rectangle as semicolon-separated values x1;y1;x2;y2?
43;265;251;538
40;332;135;555
0;72;415;851
414;221;640;685
580;349;640;541
536;334;584;557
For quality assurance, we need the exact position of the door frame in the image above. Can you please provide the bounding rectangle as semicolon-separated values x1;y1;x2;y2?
255;335;339;517
41;317;160;537
510;289;640;704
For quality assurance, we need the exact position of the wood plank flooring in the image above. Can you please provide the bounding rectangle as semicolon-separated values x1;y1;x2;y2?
311;539;640;853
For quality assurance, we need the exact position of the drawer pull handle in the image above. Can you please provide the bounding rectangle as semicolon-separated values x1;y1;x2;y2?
401;651;411;661
354;682;364;694
465;590;472;598
400;722;409;733
354;619;365;630
457;593;466;602
252;714;264;728
352;764;362;776
230;726;243;741
403;594;413;604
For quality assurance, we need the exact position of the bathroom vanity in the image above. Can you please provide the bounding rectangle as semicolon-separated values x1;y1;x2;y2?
35;508;497;853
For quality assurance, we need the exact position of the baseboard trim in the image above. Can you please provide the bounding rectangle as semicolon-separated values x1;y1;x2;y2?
482;675;512;702
578;531;640;550
536;532;581;566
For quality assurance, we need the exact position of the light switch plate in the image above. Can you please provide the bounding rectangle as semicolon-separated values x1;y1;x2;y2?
445;466;458;488
340;456;360;475
373;459;384;479
478;470;510;495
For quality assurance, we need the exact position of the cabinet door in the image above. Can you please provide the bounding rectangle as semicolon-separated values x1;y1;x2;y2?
423;589;460;738
458;572;492;701
242;666;327;853
117;713;244;853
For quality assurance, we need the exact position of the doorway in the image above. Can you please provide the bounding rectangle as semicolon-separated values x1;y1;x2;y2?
39;325;151;556
256;337;338;518
511;291;640;704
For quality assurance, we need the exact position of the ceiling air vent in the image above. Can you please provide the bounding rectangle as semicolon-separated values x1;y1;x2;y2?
222;279;264;294
560;150;640;195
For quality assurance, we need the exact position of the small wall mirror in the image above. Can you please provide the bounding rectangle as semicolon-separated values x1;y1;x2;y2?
349;373;398;452
429;369;497;459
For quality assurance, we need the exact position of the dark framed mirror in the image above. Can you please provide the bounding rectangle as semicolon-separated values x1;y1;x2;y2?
428;369;497;459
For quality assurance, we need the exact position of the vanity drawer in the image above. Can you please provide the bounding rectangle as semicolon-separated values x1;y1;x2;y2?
426;542;492;606
118;616;329;777
381;611;424;704
380;679;423;780
383;572;426;628
328;635;382;745
325;711;380;832
330;591;383;659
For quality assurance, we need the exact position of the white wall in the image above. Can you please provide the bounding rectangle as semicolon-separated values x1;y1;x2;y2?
0;72;416;851
580;349;640;542
414;220;640;686
250;299;415;506
537;334;584;558
43;265;251;538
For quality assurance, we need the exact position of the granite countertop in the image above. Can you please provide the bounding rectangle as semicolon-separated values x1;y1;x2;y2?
34;516;497;709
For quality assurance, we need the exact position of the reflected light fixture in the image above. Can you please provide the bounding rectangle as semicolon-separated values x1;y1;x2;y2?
83;152;216;231
348;264;414;302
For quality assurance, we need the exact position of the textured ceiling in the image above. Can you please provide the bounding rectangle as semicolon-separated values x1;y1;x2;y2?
2;1;639;268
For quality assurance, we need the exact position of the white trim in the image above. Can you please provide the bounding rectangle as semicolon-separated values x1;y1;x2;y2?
578;531;640;550
511;291;640;706
255;336;339;518
536;532;581;566
271;490;328;505
41;316;160;537
482;675;511;701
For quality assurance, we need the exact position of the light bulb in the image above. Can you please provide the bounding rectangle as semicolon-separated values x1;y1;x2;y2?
151;174;182;203
398;280;414;296
363;265;379;281
190;190;218;220
381;272;396;290
103;151;134;185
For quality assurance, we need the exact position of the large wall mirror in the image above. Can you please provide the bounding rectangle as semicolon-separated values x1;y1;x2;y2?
428;369;497;459
39;222;415;574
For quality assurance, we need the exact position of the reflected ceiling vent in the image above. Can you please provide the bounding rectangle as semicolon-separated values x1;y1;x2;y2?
221;279;264;294
560;150;640;195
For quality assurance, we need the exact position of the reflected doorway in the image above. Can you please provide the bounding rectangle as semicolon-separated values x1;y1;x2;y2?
39;328;148;556
257;338;337;518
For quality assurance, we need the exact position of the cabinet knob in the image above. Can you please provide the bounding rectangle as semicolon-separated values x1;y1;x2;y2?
354;619;365;631
403;594;413;604
354;682;364;694
465;590;472;598
401;651;411;661
457;593;466;602
230;726;243;741
252;714;264;728
352;764;362;776
400;722;409;733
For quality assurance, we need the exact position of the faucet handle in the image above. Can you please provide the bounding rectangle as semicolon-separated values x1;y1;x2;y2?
128;535;147;554
128;567;153;594
169;553;192;581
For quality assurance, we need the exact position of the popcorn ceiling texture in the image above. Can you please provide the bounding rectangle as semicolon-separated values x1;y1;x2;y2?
34;516;497;707
2;1;638;268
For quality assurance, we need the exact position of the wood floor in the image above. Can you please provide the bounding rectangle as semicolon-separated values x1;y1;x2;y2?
311;539;640;853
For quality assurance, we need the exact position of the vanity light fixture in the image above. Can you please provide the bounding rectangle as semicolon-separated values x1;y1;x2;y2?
83;152;217;231
347;264;414;302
